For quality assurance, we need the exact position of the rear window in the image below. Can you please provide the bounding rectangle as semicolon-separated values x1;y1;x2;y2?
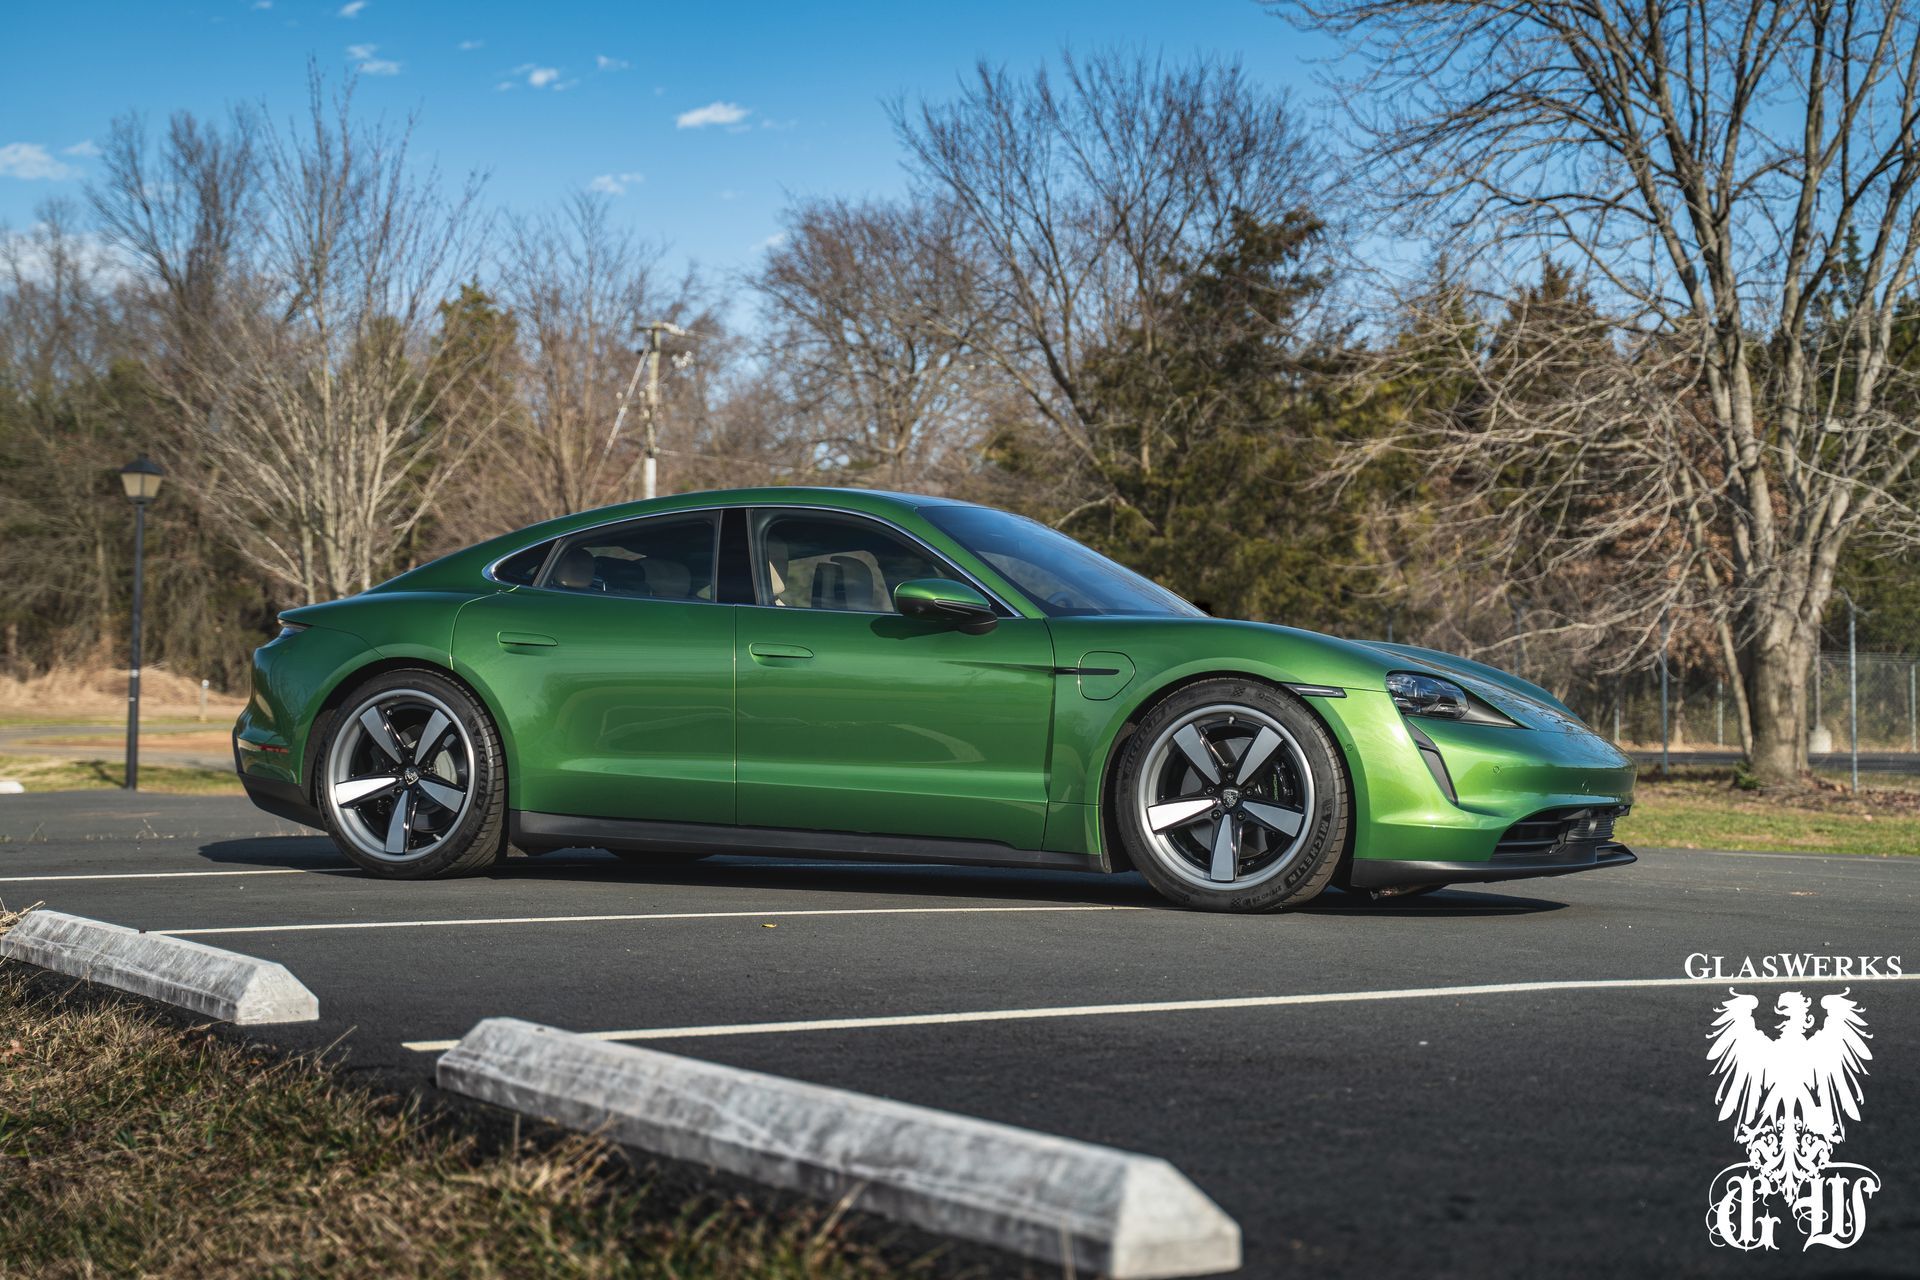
491;540;555;586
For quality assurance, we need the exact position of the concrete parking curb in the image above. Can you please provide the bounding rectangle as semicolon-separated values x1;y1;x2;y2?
437;1017;1241;1278
0;909;318;1024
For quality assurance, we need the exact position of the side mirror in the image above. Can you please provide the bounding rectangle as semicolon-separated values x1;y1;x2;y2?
893;578;998;633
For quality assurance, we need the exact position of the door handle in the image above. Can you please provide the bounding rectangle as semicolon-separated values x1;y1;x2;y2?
497;631;558;648
748;642;814;661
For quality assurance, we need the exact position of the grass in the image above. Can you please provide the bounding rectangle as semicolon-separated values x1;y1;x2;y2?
1621;769;1920;856
0;754;243;795
0;950;914;1279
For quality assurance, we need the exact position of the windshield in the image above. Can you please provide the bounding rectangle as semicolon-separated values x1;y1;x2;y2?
924;505;1203;618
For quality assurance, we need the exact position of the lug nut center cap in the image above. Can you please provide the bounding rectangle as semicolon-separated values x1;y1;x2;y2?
1220;787;1242;807
402;767;419;785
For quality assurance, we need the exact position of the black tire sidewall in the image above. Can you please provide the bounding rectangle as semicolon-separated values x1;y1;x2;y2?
1114;679;1348;912
316;668;508;879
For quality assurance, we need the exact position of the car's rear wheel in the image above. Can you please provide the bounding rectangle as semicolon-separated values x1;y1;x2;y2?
317;670;507;879
1114;679;1347;912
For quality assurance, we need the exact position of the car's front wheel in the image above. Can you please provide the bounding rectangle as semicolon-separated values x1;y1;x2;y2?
317;669;507;878
1113;679;1348;912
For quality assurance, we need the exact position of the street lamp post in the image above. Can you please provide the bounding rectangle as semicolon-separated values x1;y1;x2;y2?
118;455;164;791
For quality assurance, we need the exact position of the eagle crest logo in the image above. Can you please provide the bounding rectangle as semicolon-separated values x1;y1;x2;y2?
1704;989;1881;1250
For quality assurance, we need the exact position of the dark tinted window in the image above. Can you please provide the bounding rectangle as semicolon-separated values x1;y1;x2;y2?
492;539;555;586
755;512;948;613
544;516;717;602
923;505;1201;618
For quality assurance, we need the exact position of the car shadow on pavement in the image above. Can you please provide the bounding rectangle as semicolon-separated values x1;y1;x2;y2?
192;836;1165;906
1309;886;1569;916
192;837;1567;915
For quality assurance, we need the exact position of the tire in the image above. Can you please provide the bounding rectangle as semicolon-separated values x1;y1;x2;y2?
316;668;508;879
1113;678;1348;913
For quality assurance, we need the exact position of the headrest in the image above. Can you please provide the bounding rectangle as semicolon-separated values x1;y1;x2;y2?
814;554;879;611
551;545;596;591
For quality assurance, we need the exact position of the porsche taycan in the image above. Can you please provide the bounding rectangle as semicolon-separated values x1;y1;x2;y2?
234;488;1636;912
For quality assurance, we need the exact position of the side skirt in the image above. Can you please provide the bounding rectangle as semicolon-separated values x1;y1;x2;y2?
511;811;1109;875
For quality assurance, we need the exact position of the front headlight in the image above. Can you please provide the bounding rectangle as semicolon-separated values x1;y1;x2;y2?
1386;672;1469;720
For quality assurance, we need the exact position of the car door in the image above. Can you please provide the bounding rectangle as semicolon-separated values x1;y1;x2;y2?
734;507;1055;848
453;510;735;824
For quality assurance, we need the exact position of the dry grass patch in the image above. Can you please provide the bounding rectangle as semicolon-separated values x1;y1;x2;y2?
0;664;243;723
0;754;242;796
0;967;911;1280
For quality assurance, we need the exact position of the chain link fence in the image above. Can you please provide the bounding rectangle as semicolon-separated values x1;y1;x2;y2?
1577;649;1920;789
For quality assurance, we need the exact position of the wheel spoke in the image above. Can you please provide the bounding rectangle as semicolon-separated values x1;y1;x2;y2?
1172;724;1223;785
1234;727;1283;786
414;710;451;765
1241;800;1304;838
333;774;398;806
1209;815;1238;881
1146;796;1216;832
416;777;464;811
384;789;414;855
359;706;405;765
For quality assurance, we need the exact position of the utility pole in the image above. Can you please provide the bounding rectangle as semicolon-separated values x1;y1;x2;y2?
601;320;692;500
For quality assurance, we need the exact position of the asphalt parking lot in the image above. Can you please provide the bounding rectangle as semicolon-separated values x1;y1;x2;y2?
3;790;1917;1278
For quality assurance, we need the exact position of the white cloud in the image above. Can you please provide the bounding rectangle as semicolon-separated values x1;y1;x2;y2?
337;0;365;16
1;223;132;283
676;101;749;129
0;143;75;181
495;80;516;91
515;64;561;88
62;139;101;158
595;54;628;71
457;39;483;51
344;43;398;75
587;171;645;195
756;230;789;252
252;0;272;9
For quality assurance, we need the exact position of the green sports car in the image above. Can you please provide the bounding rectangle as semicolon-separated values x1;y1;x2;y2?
234;487;1635;912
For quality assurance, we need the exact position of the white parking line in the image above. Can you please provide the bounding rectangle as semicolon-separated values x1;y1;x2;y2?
160;903;1142;938
401;970;1920;1053
0;868;326;884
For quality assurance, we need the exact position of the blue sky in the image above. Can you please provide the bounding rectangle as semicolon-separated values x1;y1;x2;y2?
0;0;1341;283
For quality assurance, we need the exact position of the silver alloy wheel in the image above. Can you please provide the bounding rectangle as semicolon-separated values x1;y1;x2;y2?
1133;703;1316;891
323;688;476;863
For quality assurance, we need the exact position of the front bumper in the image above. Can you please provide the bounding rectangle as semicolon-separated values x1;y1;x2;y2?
1346;840;1636;890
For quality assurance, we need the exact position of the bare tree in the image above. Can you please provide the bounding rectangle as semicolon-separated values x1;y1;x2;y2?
1281;0;1920;780
751;197;989;490
492;194;709;520
93;76;495;602
894;51;1322;518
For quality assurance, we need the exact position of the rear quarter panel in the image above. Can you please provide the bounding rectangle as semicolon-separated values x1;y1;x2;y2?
243;591;479;792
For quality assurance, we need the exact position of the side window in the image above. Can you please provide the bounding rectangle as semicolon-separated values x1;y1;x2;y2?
755;512;948;613
543;515;717;602
492;539;555;586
